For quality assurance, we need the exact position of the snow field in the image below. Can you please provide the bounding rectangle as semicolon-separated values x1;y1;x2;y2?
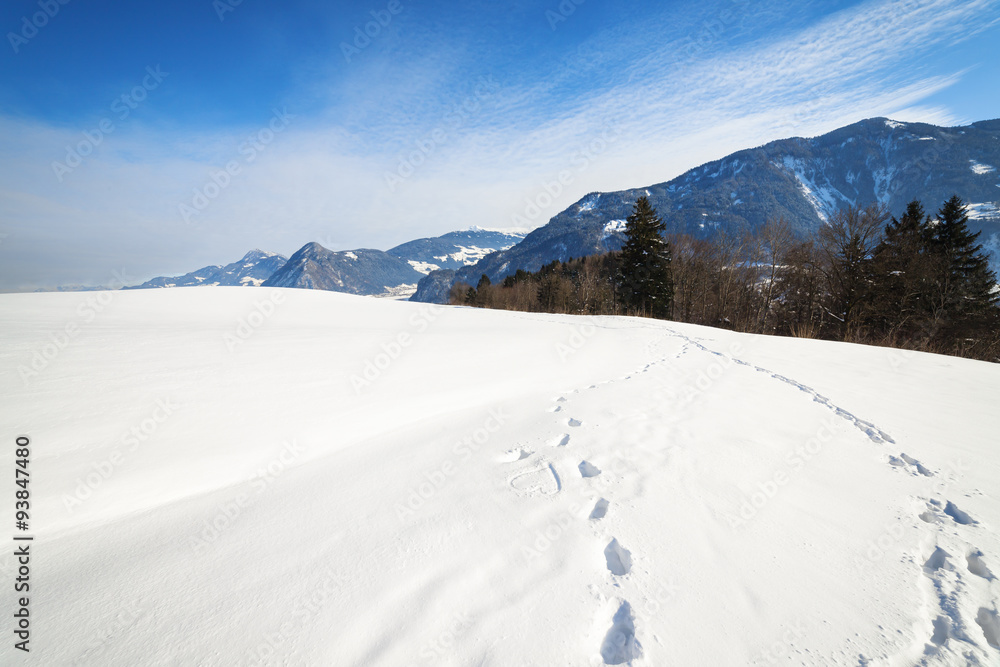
0;287;998;665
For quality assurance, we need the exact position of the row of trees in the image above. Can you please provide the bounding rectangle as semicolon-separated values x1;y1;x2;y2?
452;196;1000;361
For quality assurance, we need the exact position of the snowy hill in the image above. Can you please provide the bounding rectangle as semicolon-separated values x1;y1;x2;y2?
413;117;1000;302
1;288;998;665
123;249;288;289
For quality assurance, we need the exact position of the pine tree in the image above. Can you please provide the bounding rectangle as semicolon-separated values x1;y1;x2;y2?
818;204;888;340
617;196;673;318
869;200;936;342
928;195;999;335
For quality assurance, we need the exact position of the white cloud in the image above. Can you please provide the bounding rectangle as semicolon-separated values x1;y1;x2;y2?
1;0;998;289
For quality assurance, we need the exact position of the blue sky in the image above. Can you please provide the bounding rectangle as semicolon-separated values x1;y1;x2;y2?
1;0;998;289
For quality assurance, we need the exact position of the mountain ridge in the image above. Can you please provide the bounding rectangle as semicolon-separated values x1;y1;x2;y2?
123;249;288;290
412;116;1000;303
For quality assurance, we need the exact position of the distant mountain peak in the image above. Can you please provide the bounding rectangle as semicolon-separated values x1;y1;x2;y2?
297;241;328;255
458;225;532;235
264;244;421;295
412;116;1000;304
125;250;288;290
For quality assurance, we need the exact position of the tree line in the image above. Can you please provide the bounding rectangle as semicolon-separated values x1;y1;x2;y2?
452;195;1000;362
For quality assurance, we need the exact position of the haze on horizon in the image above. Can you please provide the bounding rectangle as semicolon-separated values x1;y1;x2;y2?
1;0;999;290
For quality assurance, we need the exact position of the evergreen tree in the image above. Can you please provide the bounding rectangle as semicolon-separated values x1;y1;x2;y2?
928;195;999;334
617;196;673;318
869;200;935;341
818;204;888;340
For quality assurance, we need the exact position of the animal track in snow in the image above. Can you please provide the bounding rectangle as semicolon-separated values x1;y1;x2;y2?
579;461;602;478
604;539;632;575
600;601;642;664
590;498;609;520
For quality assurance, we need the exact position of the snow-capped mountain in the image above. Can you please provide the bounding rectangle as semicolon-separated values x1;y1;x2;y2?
261;243;423;295
124;249;287;289
260;228;527;297
387;227;527;274
121;229;527;298
412;117;1000;303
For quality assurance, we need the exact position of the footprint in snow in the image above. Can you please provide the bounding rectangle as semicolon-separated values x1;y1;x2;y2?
918;507;938;524
943;500;976;525
548;405;563;412
923;546;951;573
497;448;532;463
579;461;602;478
568;418;583;427
888;453;933;477
549;433;570;447
975;607;1000;649
900;453;934;476
590;498;610;520
600;601;642;664
966;549;994;580
604;538;632;575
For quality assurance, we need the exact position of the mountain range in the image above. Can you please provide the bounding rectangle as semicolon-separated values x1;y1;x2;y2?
124;249;289;289
124;228;527;297
412;117;1000;303
99;117;1000;302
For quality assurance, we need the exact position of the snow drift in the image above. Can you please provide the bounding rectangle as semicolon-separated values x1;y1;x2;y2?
0;287;998;666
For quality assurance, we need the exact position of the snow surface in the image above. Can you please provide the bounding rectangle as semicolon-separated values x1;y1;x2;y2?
433;245;498;265
779;156;843;222
373;283;419;299
578;195;600;212
967;202;1000;221
341;251;358;260
1;288;999;666
407;260;442;275
602;219;627;239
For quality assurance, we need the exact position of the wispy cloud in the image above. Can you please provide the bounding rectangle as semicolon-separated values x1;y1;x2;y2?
0;0;997;289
